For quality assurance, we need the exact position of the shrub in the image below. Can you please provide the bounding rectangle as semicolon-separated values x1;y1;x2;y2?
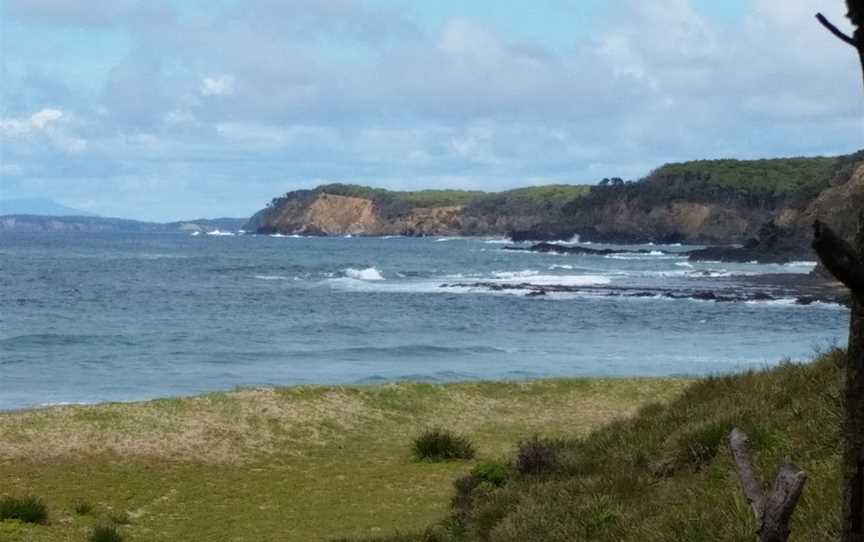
0;496;48;524
412;428;475;462
513;436;562;475
471;461;510;487
73;501;93;515
90;524;124;542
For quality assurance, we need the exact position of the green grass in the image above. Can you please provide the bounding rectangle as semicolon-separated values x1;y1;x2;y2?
0;496;48;525
89;524;124;542
413;429;476;462
0;377;686;541
357;349;846;541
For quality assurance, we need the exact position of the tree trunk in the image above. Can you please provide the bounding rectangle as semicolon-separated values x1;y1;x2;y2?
842;219;864;542
812;215;864;542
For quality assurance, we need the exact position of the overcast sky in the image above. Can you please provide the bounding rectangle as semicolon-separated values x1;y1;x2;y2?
1;0;863;221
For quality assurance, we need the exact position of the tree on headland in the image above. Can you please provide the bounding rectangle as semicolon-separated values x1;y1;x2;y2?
813;3;864;541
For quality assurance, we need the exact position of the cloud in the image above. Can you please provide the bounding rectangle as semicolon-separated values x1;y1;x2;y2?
0;108;63;135
2;0;862;221
200;75;235;97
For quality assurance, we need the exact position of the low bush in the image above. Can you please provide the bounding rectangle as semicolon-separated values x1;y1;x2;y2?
90;524;124;542
513;436;562;475
470;461;509;487
73;501;94;515
0;496;48;524
412;428;475;462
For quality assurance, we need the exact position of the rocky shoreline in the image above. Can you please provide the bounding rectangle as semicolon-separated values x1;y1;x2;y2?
439;279;848;306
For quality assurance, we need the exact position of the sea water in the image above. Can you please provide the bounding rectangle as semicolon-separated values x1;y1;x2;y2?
0;232;848;410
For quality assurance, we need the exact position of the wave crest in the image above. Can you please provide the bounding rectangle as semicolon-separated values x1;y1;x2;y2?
344;267;385;281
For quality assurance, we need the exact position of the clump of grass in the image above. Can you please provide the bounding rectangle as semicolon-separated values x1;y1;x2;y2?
73;501;94;515
513;436;562;475
412;428;475;462
471;461;509;487
0;496;48;524
672;419;733;469
90;524;124;542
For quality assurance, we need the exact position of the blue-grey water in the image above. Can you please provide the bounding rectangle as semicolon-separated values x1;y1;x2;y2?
0;232;849;410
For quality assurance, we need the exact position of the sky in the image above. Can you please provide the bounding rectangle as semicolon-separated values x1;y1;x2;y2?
1;0;863;221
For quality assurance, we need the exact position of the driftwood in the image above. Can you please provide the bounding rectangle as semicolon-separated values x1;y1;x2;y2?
729;428;807;542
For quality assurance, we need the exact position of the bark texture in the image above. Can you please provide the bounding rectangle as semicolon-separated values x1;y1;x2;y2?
729;428;807;542
814;214;864;542
814;3;864;539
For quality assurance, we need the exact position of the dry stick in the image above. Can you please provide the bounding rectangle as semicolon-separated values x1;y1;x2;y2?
729;428;807;542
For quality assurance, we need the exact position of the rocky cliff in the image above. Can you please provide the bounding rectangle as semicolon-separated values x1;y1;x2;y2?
247;151;864;257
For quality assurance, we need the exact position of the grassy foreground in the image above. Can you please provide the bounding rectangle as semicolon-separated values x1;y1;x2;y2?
0;377;689;541
365;350;846;542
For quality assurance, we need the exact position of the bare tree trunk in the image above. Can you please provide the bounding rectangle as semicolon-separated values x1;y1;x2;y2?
814;4;864;539
729;428;807;542
814;215;864;542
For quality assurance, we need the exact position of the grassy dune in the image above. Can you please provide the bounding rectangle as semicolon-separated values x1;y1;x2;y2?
0;378;689;541
365;350;845;541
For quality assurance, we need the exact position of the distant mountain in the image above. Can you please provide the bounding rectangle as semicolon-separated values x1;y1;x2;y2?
0;215;248;234
0;198;98;217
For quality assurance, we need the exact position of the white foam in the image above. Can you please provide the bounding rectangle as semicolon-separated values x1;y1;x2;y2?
675;262;694;268
483;238;511;244
255;275;290;281
489;272;611;287
785;261;818;268
206;229;235;236
549;264;574;270
190;231;201;236
491;270;540;279
746;298;846;310
344;267;385;281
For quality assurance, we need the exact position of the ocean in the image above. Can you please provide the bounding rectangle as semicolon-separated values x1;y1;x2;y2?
0;232;848;410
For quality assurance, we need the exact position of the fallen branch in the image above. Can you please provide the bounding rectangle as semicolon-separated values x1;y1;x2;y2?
729;428;807;542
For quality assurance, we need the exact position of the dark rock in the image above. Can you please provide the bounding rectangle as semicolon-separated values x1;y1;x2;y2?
504;242;671;256
509;226;577;242
686;220;813;264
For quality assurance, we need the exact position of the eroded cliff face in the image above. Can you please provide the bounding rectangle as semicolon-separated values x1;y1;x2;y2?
248;163;864;244
248;191;782;242
564;200;769;244
251;193;472;236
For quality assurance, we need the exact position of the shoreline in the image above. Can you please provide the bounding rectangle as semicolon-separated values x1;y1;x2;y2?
729;272;851;306
0;374;697;416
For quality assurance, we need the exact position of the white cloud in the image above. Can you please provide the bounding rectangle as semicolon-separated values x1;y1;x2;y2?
0;108;63;136
200;75;235;97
